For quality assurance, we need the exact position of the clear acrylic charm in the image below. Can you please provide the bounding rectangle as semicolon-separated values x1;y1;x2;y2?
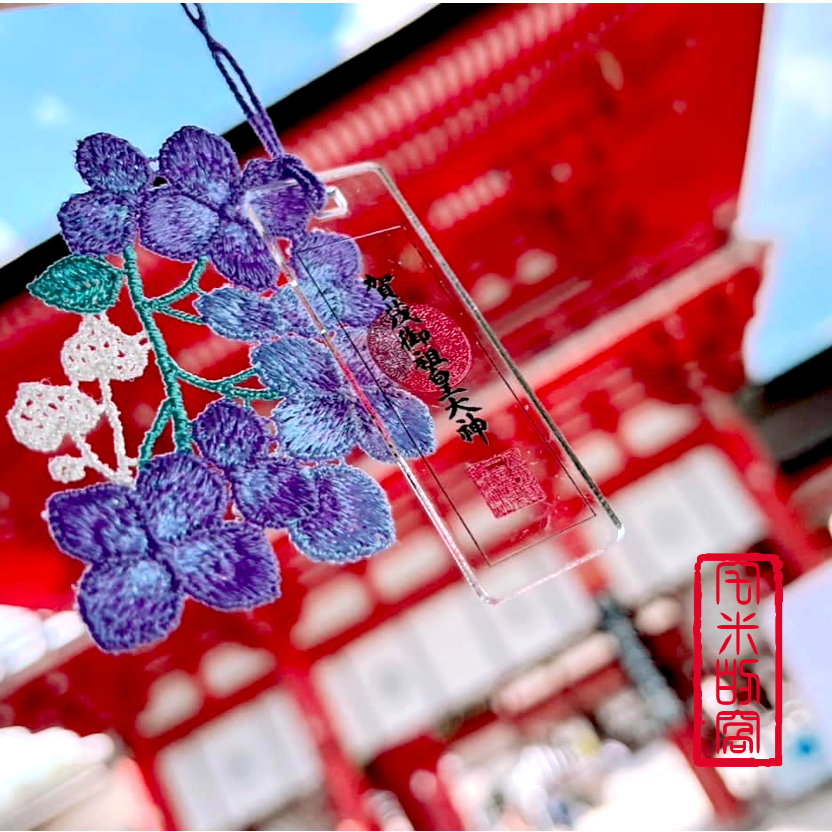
246;163;622;602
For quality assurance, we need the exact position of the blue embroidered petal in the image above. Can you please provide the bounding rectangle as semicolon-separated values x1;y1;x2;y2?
77;559;183;653
337;329;437;461
242;159;313;241
336;278;387;328
75;133;151;194
209;218;277;292
355;385;437;463
136;453;226;543
195;287;281;343
270;287;318;338
293;231;361;285
289;465;395;563
47;484;147;565
139;188;219;262
288;273;385;331
301;278;346;329
229;458;317;526
193;400;272;469
58;191;136;256
336;328;383;389
166;522;280;611
272;395;360;461
252;337;342;397
158;126;240;209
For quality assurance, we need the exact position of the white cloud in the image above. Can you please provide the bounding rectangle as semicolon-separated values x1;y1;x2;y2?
777;53;832;125
0;220;24;268
31;94;71;128
334;2;435;58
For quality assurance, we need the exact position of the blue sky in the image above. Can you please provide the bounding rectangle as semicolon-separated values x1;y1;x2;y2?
0;2;427;260
0;4;830;384
739;4;832;382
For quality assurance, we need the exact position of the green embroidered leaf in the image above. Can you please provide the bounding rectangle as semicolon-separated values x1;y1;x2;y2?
28;255;124;314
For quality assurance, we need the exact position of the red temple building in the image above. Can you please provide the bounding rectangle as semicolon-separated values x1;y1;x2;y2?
1;4;827;829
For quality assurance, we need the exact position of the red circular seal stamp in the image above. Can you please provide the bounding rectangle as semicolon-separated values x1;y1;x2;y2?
367;304;472;402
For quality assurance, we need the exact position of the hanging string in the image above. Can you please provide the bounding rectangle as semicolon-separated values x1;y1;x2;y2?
181;3;284;160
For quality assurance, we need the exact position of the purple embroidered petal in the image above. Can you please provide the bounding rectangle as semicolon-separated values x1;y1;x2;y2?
209;218;277;292
272;395;360;461
47;484;147;564
75;133;151;194
270;287;318;338
292;230;361;286
77;559;183;653
136;453;226;543
289;465;395;563
239;156;284;190
356;385;437;463
242;159;313;241
195;287;281;342
166;522;280;611
139;188;219;262
252;337;342;397
158;126;240;209
193;400;272;469
58;191;136;256
229;458;317;526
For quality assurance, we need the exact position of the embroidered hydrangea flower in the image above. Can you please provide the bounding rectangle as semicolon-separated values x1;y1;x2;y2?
192;400;395;562
286;231;388;332
58;133;152;256
192;400;316;529
195;227;437;465
139;126;317;291
194;233;386;341
253;332;436;464
243;154;327;242
47;452;280;653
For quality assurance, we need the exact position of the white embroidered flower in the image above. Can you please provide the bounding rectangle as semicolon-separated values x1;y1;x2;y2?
61;316;150;383
7;382;100;453
48;454;87;483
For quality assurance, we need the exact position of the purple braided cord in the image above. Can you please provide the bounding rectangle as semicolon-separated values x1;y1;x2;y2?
181;3;284;159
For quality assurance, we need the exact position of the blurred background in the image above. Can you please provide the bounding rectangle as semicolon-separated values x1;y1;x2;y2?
2;3;832;830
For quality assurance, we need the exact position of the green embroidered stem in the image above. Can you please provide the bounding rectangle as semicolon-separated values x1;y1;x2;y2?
150;257;208;308
233;387;284;402
138;399;173;466
124;248;192;452
125;251;283;464
223;369;257;384
154;307;203;325
177;368;283;401
176;368;233;392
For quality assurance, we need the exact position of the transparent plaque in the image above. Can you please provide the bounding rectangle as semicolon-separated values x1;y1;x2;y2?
246;162;622;602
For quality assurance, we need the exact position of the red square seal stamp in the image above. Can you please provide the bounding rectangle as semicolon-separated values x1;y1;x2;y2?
467;448;546;518
693;554;782;767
